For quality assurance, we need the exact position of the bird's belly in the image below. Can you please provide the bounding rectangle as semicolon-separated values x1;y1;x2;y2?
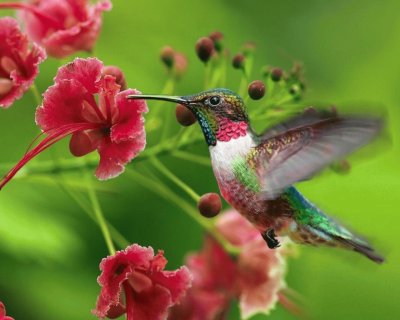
217;177;292;232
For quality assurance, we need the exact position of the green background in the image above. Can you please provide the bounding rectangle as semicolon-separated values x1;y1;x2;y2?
0;0;399;319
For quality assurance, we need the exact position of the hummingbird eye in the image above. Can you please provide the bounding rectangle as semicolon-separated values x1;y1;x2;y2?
209;96;221;106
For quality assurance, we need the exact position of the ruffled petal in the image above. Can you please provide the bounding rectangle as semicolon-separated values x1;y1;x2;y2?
94;244;191;320
237;240;286;319
110;89;148;143
18;0;111;59
216;209;260;246
36;79;88;130
55;57;103;94
95;245;154;318
95;133;146;180
0;17;46;108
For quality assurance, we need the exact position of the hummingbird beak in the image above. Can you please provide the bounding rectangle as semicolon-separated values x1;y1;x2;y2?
127;94;190;105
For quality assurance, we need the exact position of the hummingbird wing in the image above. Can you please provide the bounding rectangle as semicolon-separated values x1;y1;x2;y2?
251;114;382;200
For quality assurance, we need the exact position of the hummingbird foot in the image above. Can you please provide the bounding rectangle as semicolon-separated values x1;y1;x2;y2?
262;229;281;249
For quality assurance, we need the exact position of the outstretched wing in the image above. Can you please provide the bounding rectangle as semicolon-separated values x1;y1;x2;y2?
248;114;382;199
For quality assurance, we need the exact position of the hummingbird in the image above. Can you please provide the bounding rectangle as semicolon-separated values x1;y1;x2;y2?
128;88;384;263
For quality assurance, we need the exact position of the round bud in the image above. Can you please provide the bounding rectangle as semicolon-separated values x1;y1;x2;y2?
242;41;256;56
303;106;318;116
271;68;283;82
329;105;338;117
261;66;271;78
232;53;245;69
195;37;214;63
101;65;127;90
289;84;300;95
198;193;222;218
174;52;188;77
248;80;266;100
209;31;224;52
331;160;351;175
175;104;196;126
160;46;175;69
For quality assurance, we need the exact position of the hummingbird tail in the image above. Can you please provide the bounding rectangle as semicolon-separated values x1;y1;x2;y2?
290;221;385;264
286;188;384;263
333;235;385;264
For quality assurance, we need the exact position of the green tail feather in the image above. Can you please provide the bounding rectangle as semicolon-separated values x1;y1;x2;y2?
285;187;384;264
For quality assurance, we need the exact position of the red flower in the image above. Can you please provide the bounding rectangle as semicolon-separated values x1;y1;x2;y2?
0;17;46;108
0;0;111;58
0;57;148;189
169;209;290;320
0;301;14;320
93;244;192;320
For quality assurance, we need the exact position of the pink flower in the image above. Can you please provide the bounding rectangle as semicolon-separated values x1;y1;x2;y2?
93;244;192;320
169;209;290;320
0;57;148;189
0;0;111;58
0;301;14;320
0;17;46;108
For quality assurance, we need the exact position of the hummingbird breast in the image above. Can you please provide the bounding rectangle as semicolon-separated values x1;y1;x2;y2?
209;134;292;232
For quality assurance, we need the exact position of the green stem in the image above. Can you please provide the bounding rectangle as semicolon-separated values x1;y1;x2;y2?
127;169;240;256
150;157;200;202
85;172;116;255
172;150;211;166
204;62;211;89
0;134;204;178
61;183;130;249
30;84;41;106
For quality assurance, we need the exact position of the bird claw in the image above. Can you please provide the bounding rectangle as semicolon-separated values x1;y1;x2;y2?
262;229;281;249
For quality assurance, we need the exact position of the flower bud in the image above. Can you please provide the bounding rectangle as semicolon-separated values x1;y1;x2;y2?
160;46;175;69
101;65;127;90
242;41;256;56
232;53;245;69
261;66;271;78
248;80;266;100
289;84;300;96
195;37;214;63
198;193;222;218
175;104;196;126
331;160;351;174
271;67;283;82
174;52;188;77
209;31;224;52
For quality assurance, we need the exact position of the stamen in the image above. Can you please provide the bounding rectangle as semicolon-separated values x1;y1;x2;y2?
0;122;100;190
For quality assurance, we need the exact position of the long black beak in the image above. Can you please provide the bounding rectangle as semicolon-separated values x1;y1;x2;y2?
127;94;189;105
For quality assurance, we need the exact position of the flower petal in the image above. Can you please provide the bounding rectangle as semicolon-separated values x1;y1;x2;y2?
95;133;146;180
69;131;97;157
36;79;88;131
55;57;103;94
237;240;286;319
110;89;148;143
95;245;154;318
0;17;46;108
19;0;112;59
216;209;260;246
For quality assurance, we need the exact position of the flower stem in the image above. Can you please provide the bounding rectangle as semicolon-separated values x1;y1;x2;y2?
150;157;200;202
172;150;211;166
30;84;41;106
85;171;116;255
61;182;130;249
127;169;240;256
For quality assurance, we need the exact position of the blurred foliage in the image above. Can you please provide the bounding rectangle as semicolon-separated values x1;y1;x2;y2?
0;0;400;319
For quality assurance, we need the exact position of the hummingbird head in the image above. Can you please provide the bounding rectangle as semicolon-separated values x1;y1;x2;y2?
128;88;250;146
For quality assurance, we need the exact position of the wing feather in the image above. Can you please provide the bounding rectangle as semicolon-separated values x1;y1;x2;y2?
250;115;382;199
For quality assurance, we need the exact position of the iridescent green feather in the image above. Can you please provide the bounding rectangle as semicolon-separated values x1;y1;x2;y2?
232;157;260;192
